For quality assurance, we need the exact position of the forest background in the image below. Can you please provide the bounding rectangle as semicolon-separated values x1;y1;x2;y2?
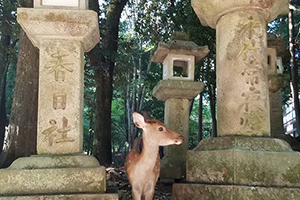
0;0;299;168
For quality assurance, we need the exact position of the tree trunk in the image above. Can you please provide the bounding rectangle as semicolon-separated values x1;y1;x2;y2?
88;0;128;165
0;1;14;155
0;39;9;154
208;85;217;137
0;29;39;168
0;67;7;154
198;93;203;142
289;6;300;137
206;57;217;137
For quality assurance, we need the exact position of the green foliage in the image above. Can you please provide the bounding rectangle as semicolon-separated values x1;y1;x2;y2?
189;97;212;149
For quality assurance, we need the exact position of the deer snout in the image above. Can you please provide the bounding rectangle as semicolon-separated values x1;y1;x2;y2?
174;135;184;145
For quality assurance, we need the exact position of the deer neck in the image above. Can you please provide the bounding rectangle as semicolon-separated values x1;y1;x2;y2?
140;132;159;169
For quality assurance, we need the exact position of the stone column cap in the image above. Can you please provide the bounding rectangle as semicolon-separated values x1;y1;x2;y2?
17;8;99;52
153;80;204;101
191;0;289;28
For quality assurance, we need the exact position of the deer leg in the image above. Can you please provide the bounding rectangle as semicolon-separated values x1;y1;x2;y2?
144;189;155;200
132;183;142;200
132;190;142;200
144;182;155;200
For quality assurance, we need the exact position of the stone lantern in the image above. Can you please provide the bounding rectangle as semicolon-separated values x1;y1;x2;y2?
267;34;300;150
0;1;118;199
171;1;300;200
152;32;209;180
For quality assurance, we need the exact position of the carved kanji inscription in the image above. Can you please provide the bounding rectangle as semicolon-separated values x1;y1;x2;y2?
42;117;74;146
45;49;73;81
53;92;67;110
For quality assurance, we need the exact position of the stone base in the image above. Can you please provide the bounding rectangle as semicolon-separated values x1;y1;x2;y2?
0;193;119;200
0;154;107;195
160;157;185;180
172;183;300;200
187;137;300;187
273;134;300;151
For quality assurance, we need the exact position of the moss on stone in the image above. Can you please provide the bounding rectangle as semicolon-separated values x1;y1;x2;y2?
283;163;300;184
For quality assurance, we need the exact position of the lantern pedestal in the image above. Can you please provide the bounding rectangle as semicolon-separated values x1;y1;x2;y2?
153;80;204;179
0;7;118;200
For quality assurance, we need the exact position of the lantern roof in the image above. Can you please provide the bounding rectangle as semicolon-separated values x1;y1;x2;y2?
152;32;209;64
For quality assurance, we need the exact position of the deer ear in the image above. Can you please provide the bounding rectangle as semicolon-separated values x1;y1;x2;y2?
132;112;146;129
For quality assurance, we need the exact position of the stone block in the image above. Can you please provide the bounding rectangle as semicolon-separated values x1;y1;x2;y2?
0;193;118;200
152;41;209;64
37;39;84;154
7;154;100;169
186;137;300;187
267;48;277;75
163;53;195;81
160;157;185;179
191;0;289;28
172;183;300;200
153;80;204;101
17;8;99;52
193;137;293;152
34;0;88;10
0;166;106;195
164;98;190;159
0;155;106;196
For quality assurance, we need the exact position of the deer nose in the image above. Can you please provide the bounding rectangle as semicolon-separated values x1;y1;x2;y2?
179;135;184;141
174;135;184;145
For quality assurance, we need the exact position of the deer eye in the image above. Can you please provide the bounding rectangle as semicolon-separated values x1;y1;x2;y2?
158;127;163;131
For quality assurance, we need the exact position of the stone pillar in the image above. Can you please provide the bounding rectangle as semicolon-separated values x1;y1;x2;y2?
267;48;288;138
152;32;208;180
172;1;300;199
153;81;204;179
267;43;300;150
0;2;118;199
217;10;271;136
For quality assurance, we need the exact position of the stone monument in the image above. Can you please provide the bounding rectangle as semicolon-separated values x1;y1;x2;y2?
267;34;300;151
172;0;300;199
0;1;118;199
152;32;209;180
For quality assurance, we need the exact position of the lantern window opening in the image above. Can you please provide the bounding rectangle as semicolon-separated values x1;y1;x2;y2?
173;59;189;78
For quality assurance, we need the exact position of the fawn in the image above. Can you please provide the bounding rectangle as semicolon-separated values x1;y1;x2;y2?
124;112;184;200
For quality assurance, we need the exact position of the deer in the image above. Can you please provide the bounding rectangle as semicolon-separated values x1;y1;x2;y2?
124;112;184;200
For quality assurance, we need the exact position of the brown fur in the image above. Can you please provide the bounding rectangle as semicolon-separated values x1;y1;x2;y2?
124;112;183;200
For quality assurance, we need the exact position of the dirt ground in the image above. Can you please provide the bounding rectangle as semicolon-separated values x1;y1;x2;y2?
107;166;173;200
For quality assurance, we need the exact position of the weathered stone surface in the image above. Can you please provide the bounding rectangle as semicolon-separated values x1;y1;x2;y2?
159;98;191;179
0;166;106;195
191;0;289;28
267;33;288;57
152;40;209;64
172;183;300;200
193;137;293;152
17;8;99;154
34;0;88;10
164;98;189;159
153;80;204;101
17;8;99;52
268;74;289;93
187;138;300;187
162;53;195;81
8;154;100;169
171;32;190;41
267;48;277;75
0;193;118;200
269;90;285;136
160;157;185;179
216;9;270;136
36;39;84;154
